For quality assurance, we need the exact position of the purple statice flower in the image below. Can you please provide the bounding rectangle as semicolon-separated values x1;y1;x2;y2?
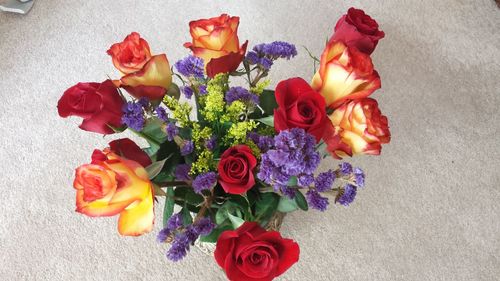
180;140;194;156
205;136;217;150
298;174;314;187
306;189;329;211
354;167;365;188
174;55;204;78
258;128;320;191
198;85;207;96
253;41;297;60
181;86;194;99
167;212;184;231
155;106;168;122
175;164;191;181
156;228;171;243
339;162;353;175
337;184;357;206
166;233;190;262
194;218;216;236
122;101;144;131
315;170;335;192
247;132;260;144
280;186;296;199
259;57;273;70
166;123;179;141
245;51;259;64
192;172;217;194
248;132;274;152
184;225;199;242
225;86;259;105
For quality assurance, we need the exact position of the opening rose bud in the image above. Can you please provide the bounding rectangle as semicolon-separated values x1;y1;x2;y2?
184;14;248;77
107;32;152;74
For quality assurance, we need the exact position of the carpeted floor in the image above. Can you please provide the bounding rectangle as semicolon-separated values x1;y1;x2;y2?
0;1;499;280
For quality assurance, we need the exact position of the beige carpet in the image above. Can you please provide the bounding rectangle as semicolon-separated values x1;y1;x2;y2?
0;1;499;280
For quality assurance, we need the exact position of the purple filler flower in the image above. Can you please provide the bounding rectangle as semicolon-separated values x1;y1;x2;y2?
225;86;259;105
194;218;216;236
253;41;297;59
166;123;179;141
339;162;353;175
155;106;168;122
167;233;190;262
181;86;194;99
205;136;217;150
315;170;335;192
180;140;194;156
192;172;217;194
174;55;204;78
175;164;191;181
306;189;329;211
337;184;357;206
122;101;144;131
354;167;365;188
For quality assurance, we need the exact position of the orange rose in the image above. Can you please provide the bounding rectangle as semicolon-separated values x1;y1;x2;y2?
73;149;154;236
184;14;248;77
311;40;380;109
323;98;390;159
107;32;152;74
108;32;172;101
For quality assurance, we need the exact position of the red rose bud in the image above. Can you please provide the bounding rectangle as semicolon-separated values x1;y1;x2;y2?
332;7;385;55
311;40;381;109
184;14;248;77
57;80;124;135
274;77;328;142
217;145;257;194
323;98;391;159
215;222;300;281
107;32;152;74
108;138;152;168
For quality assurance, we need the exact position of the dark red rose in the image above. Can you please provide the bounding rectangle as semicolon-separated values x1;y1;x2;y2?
332;7;385;54
215;222;300;281
274;77;328;142
109;138;152;168
217;145;257;194
57;80;124;134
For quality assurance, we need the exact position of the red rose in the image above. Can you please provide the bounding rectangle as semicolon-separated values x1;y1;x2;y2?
332;7;385;54
108;138;152;168
107;32;152;74
215;222;300;281
274;77;328;142
217;145;257;194
57;80;124;134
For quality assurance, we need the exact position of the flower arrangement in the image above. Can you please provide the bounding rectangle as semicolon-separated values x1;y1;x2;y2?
58;8;390;281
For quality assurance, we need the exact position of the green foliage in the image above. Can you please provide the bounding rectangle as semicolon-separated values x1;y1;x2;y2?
295;190;309;211
277;196;299;213
162;187;175;228
254;192;280;222
249;89;278;119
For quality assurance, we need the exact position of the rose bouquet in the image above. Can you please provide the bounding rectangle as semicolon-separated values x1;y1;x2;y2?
58;8;390;281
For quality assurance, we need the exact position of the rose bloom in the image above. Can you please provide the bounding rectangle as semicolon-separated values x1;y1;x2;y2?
108;32;172;101
73;148;154;236
57;80;124;135
184;14;248;77
108;138;152;168
107;32;152;74
274;77;328;142
311;40;381;109
323;98;391;159
332;7;385;55
215;222;300;281
217;145;257;194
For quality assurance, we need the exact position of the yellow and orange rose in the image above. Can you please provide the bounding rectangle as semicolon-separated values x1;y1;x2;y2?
73;149;154;236
323;98;391;159
108;32;172;101
311;40;380;109
184;14;248;77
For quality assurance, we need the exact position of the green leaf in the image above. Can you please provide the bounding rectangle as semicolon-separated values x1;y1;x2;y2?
156;140;182;177
181;207;193;226
257;116;274;127
167;83;181;100
277;196;299;213
295;190;308;211
227;213;245;229
255;192;279;221
287;176;298;187
249;90;277;119
145;156;170;179
162;187;175;228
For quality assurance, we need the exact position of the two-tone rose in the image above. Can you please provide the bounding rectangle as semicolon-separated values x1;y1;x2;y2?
108;32;172;101
184;14;248;77
73;148;154;236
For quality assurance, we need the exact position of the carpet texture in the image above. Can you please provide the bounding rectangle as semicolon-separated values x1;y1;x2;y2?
0;1;499;280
